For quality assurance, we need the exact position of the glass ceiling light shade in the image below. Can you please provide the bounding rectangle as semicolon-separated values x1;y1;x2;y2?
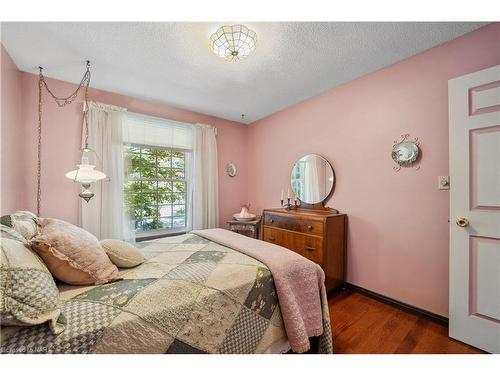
65;150;106;201
209;24;257;62
65;150;106;184
65;160;106;185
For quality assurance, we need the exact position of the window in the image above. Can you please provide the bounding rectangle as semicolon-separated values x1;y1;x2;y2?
124;145;188;233
123;112;193;236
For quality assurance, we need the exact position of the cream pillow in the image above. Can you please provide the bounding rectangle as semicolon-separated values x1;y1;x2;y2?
0;238;65;334
30;218;120;286
0;224;27;243
1;211;39;240
100;239;145;268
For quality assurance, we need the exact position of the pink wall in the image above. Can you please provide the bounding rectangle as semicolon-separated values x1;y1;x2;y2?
16;72;248;227
1;45;24;214
2;24;499;316
247;23;500;317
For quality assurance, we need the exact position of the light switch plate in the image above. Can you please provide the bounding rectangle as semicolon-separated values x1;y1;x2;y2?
438;176;450;190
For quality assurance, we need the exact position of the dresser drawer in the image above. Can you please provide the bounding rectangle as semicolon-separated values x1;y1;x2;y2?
262;227;276;243
301;235;324;265
263;213;324;236
262;227;324;266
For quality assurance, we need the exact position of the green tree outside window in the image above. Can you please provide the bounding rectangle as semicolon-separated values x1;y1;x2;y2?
124;145;187;232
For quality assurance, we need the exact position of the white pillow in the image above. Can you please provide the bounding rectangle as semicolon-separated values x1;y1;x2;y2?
100;239;145;268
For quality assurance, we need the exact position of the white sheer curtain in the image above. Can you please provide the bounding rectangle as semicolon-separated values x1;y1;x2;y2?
80;102;135;242
190;123;219;230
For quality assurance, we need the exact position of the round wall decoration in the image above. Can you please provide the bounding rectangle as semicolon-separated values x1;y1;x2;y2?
226;162;237;177
392;134;421;171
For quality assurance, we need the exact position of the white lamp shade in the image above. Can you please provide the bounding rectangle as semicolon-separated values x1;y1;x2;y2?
65;163;106;184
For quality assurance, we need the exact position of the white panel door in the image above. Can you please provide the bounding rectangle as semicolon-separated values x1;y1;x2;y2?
449;64;500;353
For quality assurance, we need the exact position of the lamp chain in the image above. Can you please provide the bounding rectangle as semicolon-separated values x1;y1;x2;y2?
36;61;92;216
37;68;43;216
83;61;90;149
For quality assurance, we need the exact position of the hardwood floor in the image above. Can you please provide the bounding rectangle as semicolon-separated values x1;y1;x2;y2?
328;290;485;354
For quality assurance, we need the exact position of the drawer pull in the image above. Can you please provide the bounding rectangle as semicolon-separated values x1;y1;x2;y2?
305;246;316;251
307;225;313;230
268;237;276;241
269;218;274;223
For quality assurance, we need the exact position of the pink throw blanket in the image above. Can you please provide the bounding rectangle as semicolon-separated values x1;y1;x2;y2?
191;228;332;353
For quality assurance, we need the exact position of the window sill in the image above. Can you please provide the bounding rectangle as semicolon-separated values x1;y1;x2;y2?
135;228;187;242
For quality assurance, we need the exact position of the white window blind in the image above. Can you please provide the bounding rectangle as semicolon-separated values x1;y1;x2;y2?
124;112;193;150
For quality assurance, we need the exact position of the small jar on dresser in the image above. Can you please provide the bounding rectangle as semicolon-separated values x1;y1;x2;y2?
262;208;346;292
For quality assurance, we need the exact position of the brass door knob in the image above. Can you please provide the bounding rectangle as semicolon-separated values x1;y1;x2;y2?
456;217;469;227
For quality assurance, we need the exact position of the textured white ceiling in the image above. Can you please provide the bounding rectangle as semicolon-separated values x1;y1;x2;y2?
1;22;487;123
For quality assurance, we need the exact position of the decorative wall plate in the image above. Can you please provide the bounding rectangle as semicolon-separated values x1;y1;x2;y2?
392;142;419;163
226;162;237;177
392;134;421;171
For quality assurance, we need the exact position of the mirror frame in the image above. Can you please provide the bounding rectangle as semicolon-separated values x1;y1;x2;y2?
290;154;336;209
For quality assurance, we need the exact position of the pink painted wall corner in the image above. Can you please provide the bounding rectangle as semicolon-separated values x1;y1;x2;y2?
1;47;248;226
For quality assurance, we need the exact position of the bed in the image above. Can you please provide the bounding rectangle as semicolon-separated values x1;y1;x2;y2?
1;232;331;354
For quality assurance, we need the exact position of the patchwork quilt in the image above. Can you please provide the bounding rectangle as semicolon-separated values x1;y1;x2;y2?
1;233;330;354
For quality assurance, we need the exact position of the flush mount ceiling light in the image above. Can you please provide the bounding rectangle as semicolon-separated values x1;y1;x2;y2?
209;24;257;62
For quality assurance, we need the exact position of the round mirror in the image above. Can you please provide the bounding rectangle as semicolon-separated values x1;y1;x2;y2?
290;154;335;205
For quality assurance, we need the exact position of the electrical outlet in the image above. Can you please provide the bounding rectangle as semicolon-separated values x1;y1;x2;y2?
438;176;450;190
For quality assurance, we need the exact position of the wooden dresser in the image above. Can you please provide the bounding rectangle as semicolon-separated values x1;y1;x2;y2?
262;208;346;292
